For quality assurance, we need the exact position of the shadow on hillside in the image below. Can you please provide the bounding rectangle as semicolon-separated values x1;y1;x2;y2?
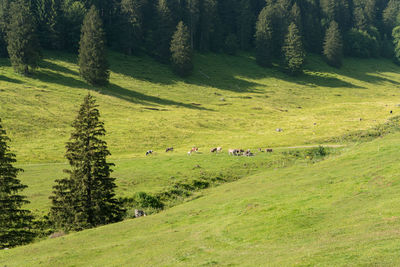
110;52;370;92
291;71;365;89
0;75;22;84
306;56;400;87
109;53;264;93
33;68;211;110
40;59;79;76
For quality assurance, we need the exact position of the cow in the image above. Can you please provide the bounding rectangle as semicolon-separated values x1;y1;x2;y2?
210;147;217;153
228;149;239;156
217;147;222;153
166;147;174;152
146;150;153;156
266;148;273;153
190;147;199;153
134;209;146;218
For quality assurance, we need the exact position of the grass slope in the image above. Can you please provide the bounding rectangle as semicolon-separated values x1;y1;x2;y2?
0;52;399;163
2;132;400;266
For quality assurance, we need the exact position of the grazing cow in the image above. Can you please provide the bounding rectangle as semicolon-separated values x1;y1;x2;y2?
134;209;146;218
390;110;393;114
166;147;174;152
146;150;153;156
191;147;199;153
217;147;222;153
276;128;283;132
210;147;217;153
228;149;238;156
266;148;273;153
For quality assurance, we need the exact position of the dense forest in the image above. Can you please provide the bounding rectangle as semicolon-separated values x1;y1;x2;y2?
0;0;400;77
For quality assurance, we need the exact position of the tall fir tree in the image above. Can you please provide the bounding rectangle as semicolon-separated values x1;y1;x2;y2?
6;0;41;75
78;5;109;86
50;94;123;231
0;119;35;248
170;21;193;77
237;0;254;50
282;22;305;75
152;0;174;62
392;26;400;65
323;21;343;67
255;5;274;67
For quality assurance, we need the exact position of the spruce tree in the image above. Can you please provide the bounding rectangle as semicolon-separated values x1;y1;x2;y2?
78;5;109;86
255;6;273;67
237;0;254;50
50;94;123;231
392;26;400;65
0;119;35;248
282;22;306;75
6;0;41;75
323;21;343;68
153;0;174;62
170;21;193;77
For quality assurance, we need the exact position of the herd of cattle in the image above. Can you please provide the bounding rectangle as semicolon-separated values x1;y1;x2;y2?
145;147;273;156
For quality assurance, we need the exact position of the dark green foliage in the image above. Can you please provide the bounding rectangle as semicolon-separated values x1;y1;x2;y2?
119;0;147;55
0;119;35;248
6;0;41;75
237;0;254;50
282;22;305;75
323;21;343;67
152;0;175;62
170;21;193;77
383;0;400;34
59;0;86;52
78;5;109;86
392;26;400;64
224;34;239;55
255;6;273;67
345;28;380;58
0;0;10;57
35;0;63;49
50;94;123;231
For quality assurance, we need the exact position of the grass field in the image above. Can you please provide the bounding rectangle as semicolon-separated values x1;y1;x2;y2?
1;51;400;265
0;51;399;163
2;131;400;266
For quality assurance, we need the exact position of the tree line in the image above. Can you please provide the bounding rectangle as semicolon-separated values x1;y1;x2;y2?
1;94;124;248
1;0;400;80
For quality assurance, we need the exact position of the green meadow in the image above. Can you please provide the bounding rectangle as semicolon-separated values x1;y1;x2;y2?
1;51;400;265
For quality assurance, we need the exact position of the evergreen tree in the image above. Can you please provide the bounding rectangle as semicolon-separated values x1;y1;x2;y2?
0;119;35;248
237;0;254;50
392;26;400;64
0;0;10;57
78;5;109;86
35;0;63;49
6;0;41;75
152;0;174;62
170;21;193;77
255;5;273;67
282;22;305;75
323;21;343;67
50;94;123;231
224;33;239;55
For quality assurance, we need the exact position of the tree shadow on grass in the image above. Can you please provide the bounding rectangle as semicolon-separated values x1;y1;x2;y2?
0;75;22;84
110;52;369;93
33;68;211;110
39;59;79;76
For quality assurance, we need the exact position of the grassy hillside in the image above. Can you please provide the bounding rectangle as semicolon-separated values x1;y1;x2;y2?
2;132;400;266
0;51;399;163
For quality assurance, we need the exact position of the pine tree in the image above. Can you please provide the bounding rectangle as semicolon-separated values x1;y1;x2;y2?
152;0;175;62
392;26;400;65
6;0;41;75
50;94;123;231
78;5;109;86
323;21;343;67
0;119;35;248
282;22;305;75
237;0;254;50
255;5;274;67
170;21;193;77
